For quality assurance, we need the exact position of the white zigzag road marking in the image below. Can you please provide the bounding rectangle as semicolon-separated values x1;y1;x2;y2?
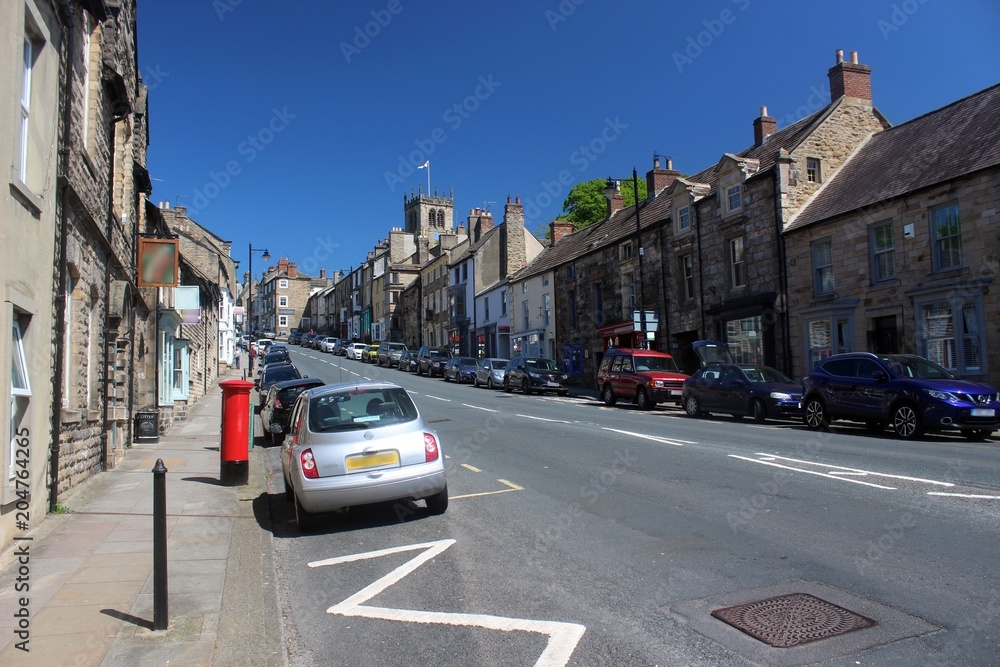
309;539;586;667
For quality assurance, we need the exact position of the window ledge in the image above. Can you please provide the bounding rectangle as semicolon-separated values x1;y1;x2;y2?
812;292;838;303
929;266;971;280
61;408;82;424
870;278;901;290
9;179;43;215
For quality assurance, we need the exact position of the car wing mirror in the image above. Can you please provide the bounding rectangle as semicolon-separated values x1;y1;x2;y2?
872;370;888;382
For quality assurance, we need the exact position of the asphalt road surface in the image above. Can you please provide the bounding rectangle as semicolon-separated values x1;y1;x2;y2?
257;347;1000;666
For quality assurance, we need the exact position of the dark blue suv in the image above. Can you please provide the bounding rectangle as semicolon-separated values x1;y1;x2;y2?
802;353;999;440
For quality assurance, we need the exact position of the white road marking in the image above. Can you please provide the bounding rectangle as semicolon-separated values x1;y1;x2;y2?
461;464;481;473
928;492;1000;500
497;479;523;490
462;403;499;412
754;453;954;486
601;427;691;447
424;394;451;402
516;414;570;423
310;539;584;667
729;455;896;490
363;376;372;380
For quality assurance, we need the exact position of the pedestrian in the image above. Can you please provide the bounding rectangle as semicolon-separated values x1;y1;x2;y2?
234;347;241;369
249;344;257;371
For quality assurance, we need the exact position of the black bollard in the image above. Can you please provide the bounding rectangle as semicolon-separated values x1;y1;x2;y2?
152;459;168;630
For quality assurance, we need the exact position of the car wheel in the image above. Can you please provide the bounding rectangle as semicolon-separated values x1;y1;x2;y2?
891;403;923;439
522;379;532;395
751;399;767;424
684;395;701;418
804;398;829;430
962;429;992;441
425;485;449;515
503;378;511;392
416;365;423;376
602;384;618;406
636;387;653;411
294;490;318;533
486;377;494;390
473;375;479;387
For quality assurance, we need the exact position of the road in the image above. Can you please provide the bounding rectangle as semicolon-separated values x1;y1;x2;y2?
258;346;1000;666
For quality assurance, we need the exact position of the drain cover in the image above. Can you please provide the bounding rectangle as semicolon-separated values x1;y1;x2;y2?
711;593;876;648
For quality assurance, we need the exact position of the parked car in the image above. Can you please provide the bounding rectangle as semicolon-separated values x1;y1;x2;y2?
397;350;417;372
261;377;326;445
280;381;448;531
377;342;408;367
473;358;508;389
683;364;803;422
503;357;568;396
260;347;291;367
802;352;1000;440
443;357;478;383
287;330;302;345
255;363;303;407
254;339;273;355
597;348;690;410
320;337;339;353
364;343;380;363
334;339;352;356
346;342;368;360
416;346;451;377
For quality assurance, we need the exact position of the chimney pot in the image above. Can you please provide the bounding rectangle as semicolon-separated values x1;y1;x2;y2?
760;105;768;116
507;195;512;204
828;48;872;103
835;49;844;63
515;196;521;205
653;156;660;169
850;50;859;64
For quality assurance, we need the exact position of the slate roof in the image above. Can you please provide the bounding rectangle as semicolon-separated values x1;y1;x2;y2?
787;83;1000;231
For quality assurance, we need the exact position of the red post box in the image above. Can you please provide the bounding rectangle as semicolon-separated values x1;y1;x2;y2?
219;379;254;486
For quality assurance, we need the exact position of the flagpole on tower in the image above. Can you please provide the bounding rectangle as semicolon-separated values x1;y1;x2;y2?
418;160;430;193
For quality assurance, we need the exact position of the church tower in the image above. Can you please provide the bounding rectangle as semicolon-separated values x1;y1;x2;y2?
403;185;454;238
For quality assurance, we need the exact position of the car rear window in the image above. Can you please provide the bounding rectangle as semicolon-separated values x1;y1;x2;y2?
266;366;301;383
429;350;449;359
309;387;418;432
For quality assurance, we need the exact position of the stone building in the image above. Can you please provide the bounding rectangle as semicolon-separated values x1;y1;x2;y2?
784;83;1000;386
50;0;151;504
256;258;331;337
545;50;890;383
2;0;62;550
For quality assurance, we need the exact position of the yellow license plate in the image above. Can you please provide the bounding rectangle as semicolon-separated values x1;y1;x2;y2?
346;451;399;471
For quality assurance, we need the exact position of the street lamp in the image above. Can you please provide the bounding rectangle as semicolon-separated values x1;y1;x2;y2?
605;170;649;349
247;244;271;338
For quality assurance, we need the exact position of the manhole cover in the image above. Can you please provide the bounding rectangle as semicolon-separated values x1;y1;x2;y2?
711;593;876;648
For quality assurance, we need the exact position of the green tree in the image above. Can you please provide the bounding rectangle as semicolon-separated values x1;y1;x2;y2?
559;177;647;231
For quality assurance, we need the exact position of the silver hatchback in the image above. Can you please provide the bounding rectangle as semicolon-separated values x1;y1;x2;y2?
281;382;448;531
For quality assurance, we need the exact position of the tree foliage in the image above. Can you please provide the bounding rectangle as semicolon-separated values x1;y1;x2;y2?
558;177;648;231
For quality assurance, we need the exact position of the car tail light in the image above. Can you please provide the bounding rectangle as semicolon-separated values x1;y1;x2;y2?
423;433;439;462
274;397;283;410
300;448;318;478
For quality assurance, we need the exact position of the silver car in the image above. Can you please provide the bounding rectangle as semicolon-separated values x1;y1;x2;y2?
473;358;509;389
281;382;448;531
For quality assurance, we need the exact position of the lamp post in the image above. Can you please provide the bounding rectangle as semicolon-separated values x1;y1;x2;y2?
605;170;648;349
247;244;271;339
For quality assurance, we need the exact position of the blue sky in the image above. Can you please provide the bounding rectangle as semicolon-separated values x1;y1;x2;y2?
137;0;1000;280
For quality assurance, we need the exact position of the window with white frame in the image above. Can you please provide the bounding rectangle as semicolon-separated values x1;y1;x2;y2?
931;203;962;271
620;241;633;260
918;296;983;375
806;158;822;183
63;273;72;407
9;317;31;482
677;206;691;232
18;35;34;183
542;274;549;286
725;184;742;215
870;221;895;283
159;331;173;406
680;254;694;300
278;296;288;307
804;314;854;370
812;238;834;295
543;294;551;326
729;237;746;288
171;341;189;401
278;279;288;288
278;315;288;327
522;282;527;294
81;13;93;151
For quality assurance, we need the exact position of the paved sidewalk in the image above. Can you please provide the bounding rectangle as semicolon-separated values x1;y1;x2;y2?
0;371;286;667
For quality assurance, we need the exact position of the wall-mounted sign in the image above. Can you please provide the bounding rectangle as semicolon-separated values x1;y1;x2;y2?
138;238;179;287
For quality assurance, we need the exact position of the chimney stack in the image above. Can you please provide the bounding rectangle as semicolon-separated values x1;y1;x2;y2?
646;156;681;200
606;183;624;217
828;49;872;104
288;262;298;279
320;268;326;279
753;106;777;146
502;196;526;277
549;220;574;246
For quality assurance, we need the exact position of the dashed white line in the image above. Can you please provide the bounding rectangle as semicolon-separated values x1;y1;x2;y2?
424;394;451;402
928;492;1000;500
601;427;692;447
310;539;585;667
461;463;481;472
516;414;570;423
462;403;499;412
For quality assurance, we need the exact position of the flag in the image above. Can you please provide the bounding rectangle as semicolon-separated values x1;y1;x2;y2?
418;161;429;169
